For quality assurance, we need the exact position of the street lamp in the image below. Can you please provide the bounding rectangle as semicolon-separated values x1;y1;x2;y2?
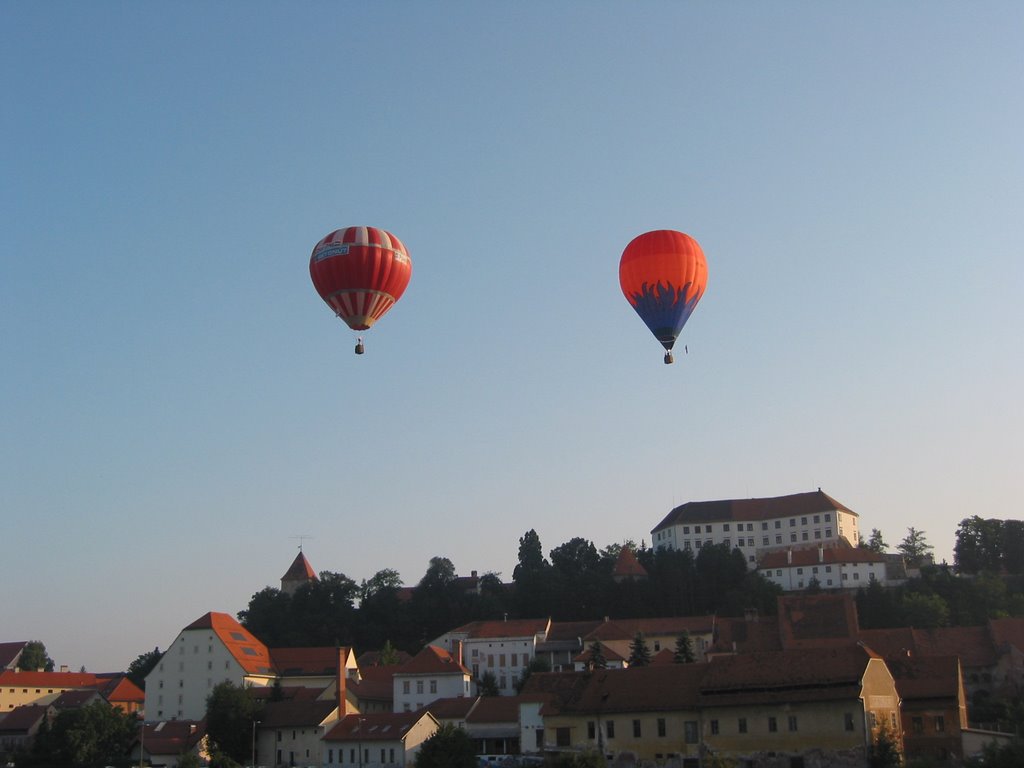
251;719;260;768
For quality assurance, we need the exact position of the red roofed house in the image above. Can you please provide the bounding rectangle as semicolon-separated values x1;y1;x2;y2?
0;669;141;714
758;543;888;592
144;611;276;721
131;719;208;768
431;618;551;697
652;489;861;570
322;711;439;768
392;645;471;712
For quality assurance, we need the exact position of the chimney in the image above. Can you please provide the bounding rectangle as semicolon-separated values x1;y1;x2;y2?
786;549;792;565
60;665;69;673
818;546;824;563
336;647;347;717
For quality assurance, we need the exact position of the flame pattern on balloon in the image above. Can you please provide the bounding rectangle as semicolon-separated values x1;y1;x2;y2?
627;280;704;349
619;230;707;352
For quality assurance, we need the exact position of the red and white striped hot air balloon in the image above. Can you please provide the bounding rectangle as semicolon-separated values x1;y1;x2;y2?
309;226;413;354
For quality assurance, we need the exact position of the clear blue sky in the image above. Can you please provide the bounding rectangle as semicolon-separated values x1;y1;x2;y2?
3;3;1021;674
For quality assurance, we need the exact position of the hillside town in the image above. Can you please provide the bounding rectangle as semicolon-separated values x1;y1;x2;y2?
4;491;1024;768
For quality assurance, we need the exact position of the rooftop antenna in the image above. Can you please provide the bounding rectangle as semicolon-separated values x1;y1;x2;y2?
290;534;314;552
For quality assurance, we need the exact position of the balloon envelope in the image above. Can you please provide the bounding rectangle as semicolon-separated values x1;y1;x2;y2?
619;229;707;351
310;226;412;331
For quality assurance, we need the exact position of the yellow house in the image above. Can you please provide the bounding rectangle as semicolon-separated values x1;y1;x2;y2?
526;644;902;766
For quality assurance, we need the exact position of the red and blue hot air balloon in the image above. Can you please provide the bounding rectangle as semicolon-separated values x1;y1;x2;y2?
619;230;708;364
309;226;412;354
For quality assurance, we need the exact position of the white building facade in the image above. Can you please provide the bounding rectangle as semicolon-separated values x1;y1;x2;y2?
651;490;861;570
432;619;551;696
758;546;888;591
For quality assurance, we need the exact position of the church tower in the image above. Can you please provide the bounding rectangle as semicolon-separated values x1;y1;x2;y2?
281;549;318;596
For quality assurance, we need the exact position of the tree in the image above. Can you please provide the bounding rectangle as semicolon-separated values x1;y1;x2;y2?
898;527;934;568
628;632;652;667
865;529;888;553
18;641;54;672
513;529;548;581
414;722;477;768
478;671;499;696
901;591;950;629
29;700;135;767
515;656;550;694
126;647;162;688
955;517;1002;574
550;537;601;578
588;641;608;670
377;640;401;666
205;681;261;764
869;723;902;768
673;632;695;664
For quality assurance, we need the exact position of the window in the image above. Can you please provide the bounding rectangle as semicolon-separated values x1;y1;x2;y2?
815;530;821;539
683;526;690;534
511;653;518;667
633;719;641;737
747;523;754;531
768;717;778;733
710;720;719;735
789;519;796;527
705;525;712;533
416;680;423;694
845;713;855;731
825;565;832;572
854;572;860;580
776;569;782;576
588;721;595;739
606;720;615;738
776;535;782;544
430;680;437;694
723;538;731;547
802;532;809;541
684;721;698;743
488;654;494;667
762;522;768;530
813;515;820;523
790;533;797;542
403;681;410;694
499;654;506;666
763;537;769;546
556;728;571;747
724;524;730;532
657;718;666;737
797;568;803;575
935;715;945;732
912;717;923;734
825;513;831;521
826;528;832;537
788;715;798;731
775;520;781;529
695;541;702;549
738;717;747;733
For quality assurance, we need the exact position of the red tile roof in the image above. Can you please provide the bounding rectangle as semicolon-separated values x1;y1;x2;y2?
885;656;962;701
778;593;860;647
97;675;145;704
585;616;715;641
0;704;47;733
613;548;648;579
699;645;877;706
989;617;1024;652
710;617;783;654
423;696;477;720
282;551;318;582
653;489;855;532
323;712;431;742
138;720;206;756
351;666;395;702
0;670;102;688
270;647;347;676
758;545;885;569
574;642;626;664
450;619;550;640
258;698;337;728
544;621;603;643
183;612;273;675
466;695;522;723
398;645;470;676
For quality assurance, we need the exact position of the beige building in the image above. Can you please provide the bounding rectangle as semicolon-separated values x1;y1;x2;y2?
322;711;439;768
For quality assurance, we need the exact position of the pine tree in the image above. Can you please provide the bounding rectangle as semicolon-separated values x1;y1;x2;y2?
628;632;652;667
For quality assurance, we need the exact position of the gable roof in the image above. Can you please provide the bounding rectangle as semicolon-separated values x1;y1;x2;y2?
323;711;434;742
465;695;522;724
350;666;395;703
709;616;783;654
96;674;145;704
398;645;470;676
0;642;27;670
653;489;856;533
258;698;337;728
138;720;206;757
0;704;47;734
699;645;876;706
183;612;273;675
